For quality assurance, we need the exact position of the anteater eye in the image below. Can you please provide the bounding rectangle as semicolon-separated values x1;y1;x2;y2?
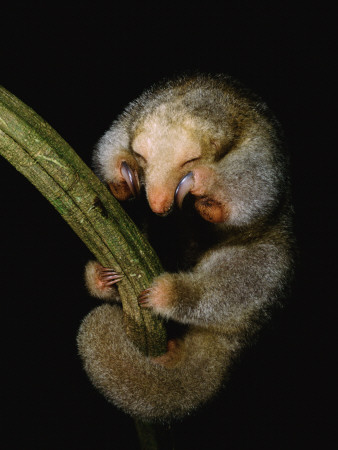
133;151;147;163
181;157;201;167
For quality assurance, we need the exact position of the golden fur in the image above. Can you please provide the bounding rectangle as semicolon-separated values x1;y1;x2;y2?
77;74;295;421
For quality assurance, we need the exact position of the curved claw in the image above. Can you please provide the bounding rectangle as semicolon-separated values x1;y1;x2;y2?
175;171;195;208
97;266;124;287
120;161;140;197
137;288;152;307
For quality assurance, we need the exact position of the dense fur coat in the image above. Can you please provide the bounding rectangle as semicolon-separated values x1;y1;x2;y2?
77;74;294;422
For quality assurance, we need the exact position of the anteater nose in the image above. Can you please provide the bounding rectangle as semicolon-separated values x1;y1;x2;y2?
153;205;174;217
148;189;174;216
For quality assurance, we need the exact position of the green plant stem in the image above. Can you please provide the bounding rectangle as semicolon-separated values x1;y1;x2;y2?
0;86;171;449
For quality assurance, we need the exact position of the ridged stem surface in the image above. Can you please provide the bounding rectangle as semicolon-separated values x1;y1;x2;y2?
0;86;170;449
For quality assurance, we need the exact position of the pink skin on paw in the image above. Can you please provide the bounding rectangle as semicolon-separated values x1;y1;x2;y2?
138;275;174;313
94;264;123;292
191;166;230;223
108;157;140;201
151;339;183;368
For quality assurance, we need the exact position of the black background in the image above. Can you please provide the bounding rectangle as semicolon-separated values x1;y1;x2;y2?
1;2;335;449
